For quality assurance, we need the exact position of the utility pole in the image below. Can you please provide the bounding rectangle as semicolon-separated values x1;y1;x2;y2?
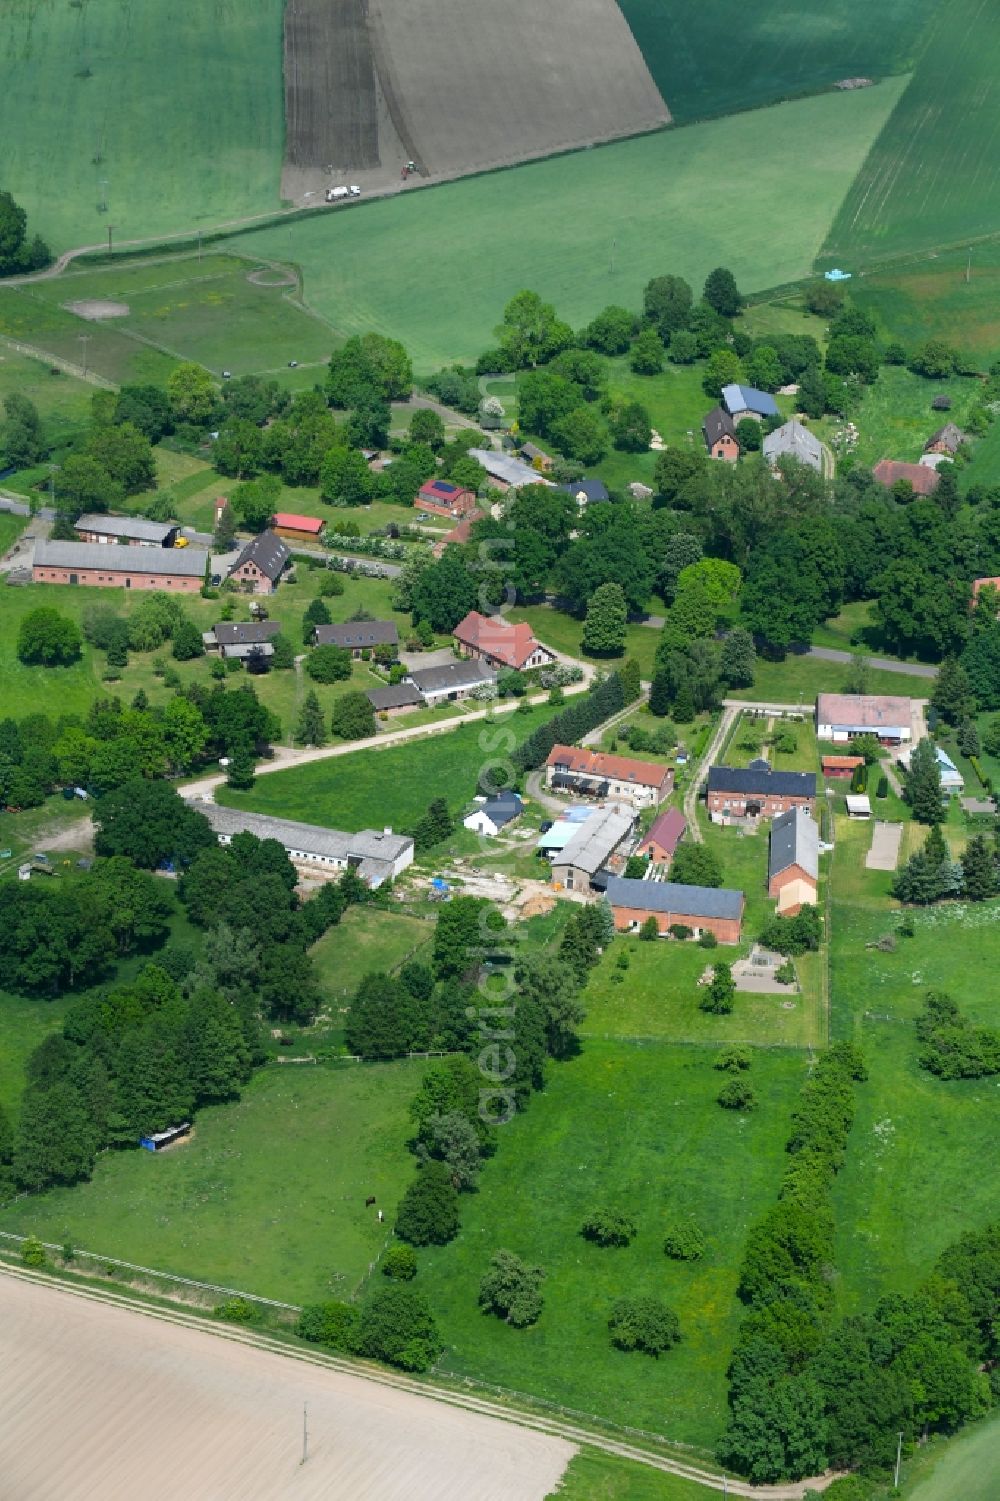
610;237;617;276
198;230;202;263
107;225;115;262
300;1402;308;1465
894;1430;903;1488
967;247;972;284
78;334;90;378
99;178;108;214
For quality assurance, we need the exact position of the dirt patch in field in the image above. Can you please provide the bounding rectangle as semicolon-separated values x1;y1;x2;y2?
0;1274;575;1499
64;299;130;321
246;267;297;288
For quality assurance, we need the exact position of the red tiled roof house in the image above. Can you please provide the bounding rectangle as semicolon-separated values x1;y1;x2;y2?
545;745;673;810
872;460;939;497
453;610;555;672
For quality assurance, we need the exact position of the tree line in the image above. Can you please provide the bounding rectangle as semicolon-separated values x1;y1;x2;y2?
0;801;372;1197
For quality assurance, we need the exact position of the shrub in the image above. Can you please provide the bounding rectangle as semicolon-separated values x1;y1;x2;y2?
213;1296;262;1325
775;958;796;985
663;1221;705;1261
297;1300;358;1350
714;1048;751;1073
381;1244;418;1281
306;644;352;683
698;930;718;949
640;916;660;941
21;1235;46;1268
608;1296;680;1356
875;774;888;799
319;572;345;597
352;1284;442;1371
478;1249;545;1327
668;923;691;941
580;1208;637;1247
718;1079;757;1110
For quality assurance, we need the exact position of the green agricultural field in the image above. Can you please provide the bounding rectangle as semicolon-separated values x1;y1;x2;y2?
419;1040;806;1448
216;700;563;831
850;242;1000;368
828;817;1000;1313
311;906;433;1006
902;1411;1000;1501
619;0;933;124
546;1449;710;1501
0;349;94;448
823;0;1000;264
235;83;905;371
0;285;179;389
0;1061;425;1303
0;1;285;254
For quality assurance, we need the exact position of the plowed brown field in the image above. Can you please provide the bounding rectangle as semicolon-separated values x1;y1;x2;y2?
0;1273;574;1500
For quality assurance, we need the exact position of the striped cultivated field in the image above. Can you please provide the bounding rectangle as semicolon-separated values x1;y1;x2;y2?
822;0;1000;263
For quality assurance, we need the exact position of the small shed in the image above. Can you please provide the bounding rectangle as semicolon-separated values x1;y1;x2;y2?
140;1122;191;1152
463;793;524;838
846;794;872;820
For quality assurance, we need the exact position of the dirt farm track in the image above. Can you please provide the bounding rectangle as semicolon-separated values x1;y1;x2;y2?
0;1273;573;1501
282;0;669;200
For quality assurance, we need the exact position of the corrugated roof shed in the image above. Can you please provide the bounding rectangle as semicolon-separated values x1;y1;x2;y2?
553;804;634;875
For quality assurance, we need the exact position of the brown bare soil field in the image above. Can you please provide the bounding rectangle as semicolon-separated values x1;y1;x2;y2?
284;0;380;170
281;0;668;204
368;0;669;178
0;1272;574;1500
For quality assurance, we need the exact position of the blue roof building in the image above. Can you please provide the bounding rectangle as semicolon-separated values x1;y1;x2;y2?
721;384;780;421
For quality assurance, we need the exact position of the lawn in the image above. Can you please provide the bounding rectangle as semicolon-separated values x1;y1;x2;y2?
0;992;72;1123
0;513;27;559
580;935;823;1051
310;906;433;1005
418;1040;807;1449
508;605;661;680
0;1061;425;1304
827;817;1000;1313
619;0;933;124
728;651;928;706
815;365;981;468
233;83;906;371
0;1;285;254
546;1449;710;1501
0;564;411;738
822;0;1000;264
217;700;564;831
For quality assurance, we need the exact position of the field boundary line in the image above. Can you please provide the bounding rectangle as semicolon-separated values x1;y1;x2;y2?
0;1230;298;1310
0;1262;842;1497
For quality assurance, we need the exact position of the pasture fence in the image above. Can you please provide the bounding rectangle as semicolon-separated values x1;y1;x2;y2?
0;1229;300;1313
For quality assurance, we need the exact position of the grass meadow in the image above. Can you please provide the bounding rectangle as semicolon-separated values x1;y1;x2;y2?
619;0;933;124
0;1061;425;1303
0;349;95;448
0;1;285;254
546;1449;709;1500
823;0;1000;265
902;1410;1000;1501
217;700;563;831
310;907;434;1007
851;240;1000;370
827;817;1000;1313
235;83;905;371
0;253;333;386
418;1039;806;1449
